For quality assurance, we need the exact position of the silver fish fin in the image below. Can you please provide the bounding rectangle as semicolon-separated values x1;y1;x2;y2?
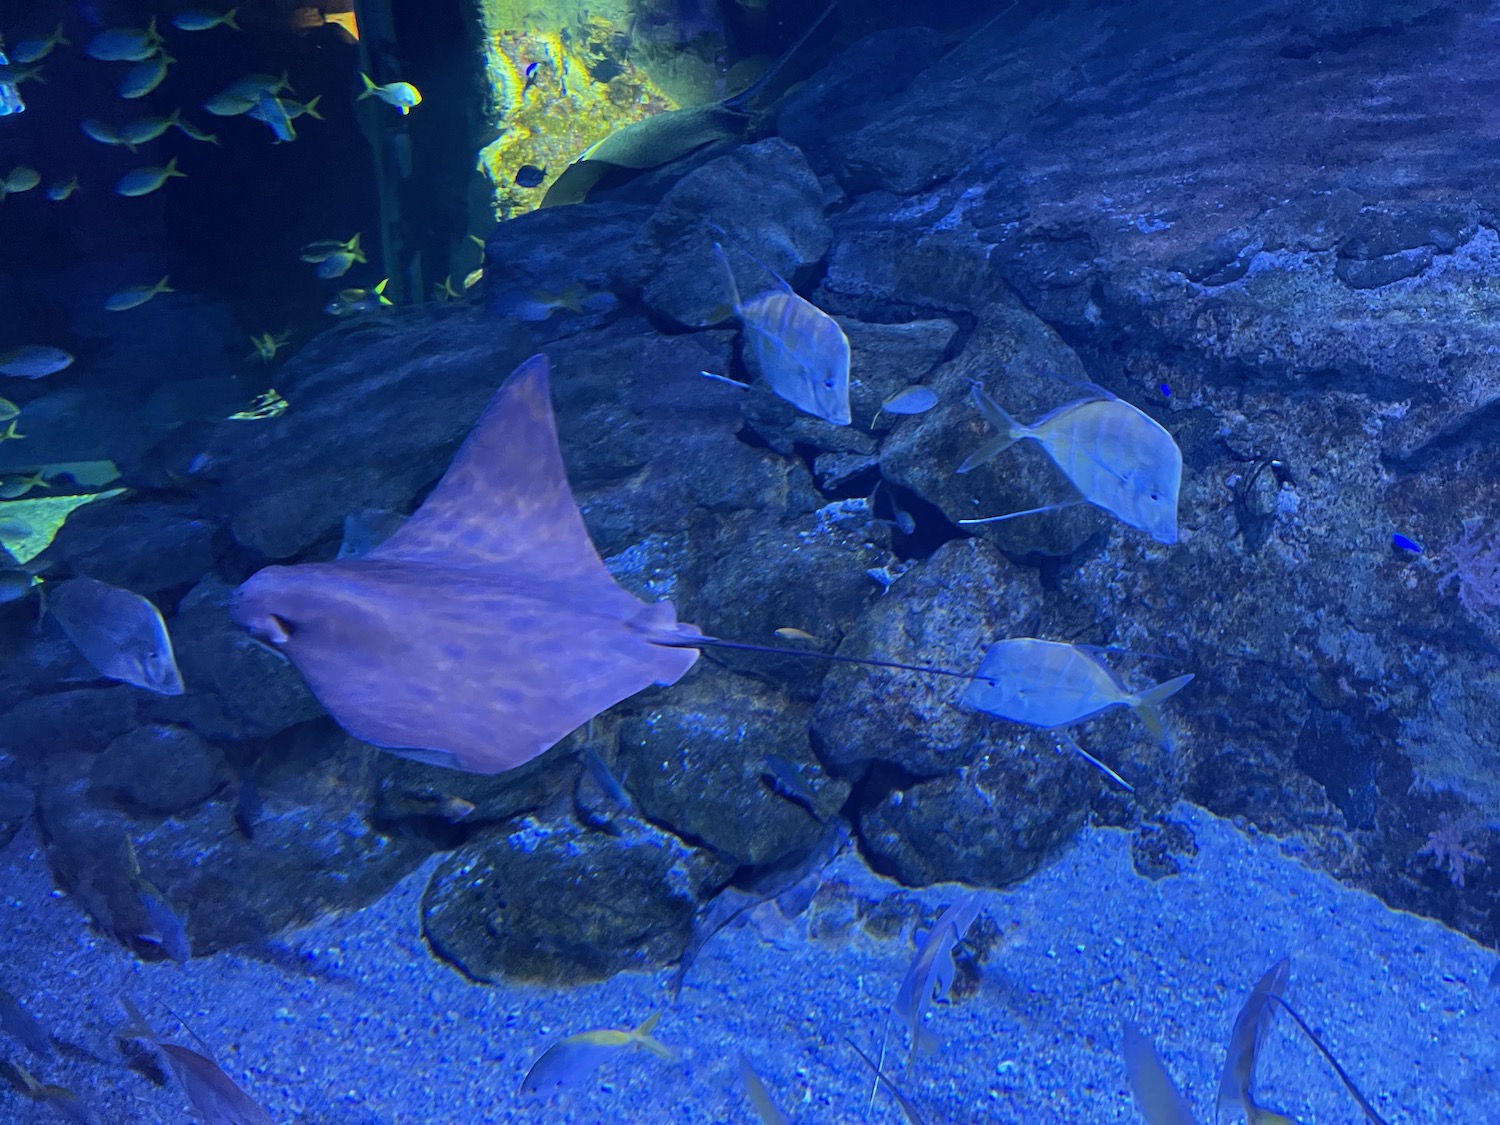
711;241;745;315
1058;732;1135;792
956;384;1027;473
1130;673;1194;747
707;222;794;295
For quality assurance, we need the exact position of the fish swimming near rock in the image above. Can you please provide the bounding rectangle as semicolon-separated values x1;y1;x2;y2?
880;386;939;416
0;345;72;379
119;996;272;1124
115;157;186;197
358;72;420;114
325;278;391;316
893;892;984;1058
490;283;588;323
957;382;1182;545
715;239;851;426
47;576;185;695
961;639;1192;789
122;835;191;964
520;1010;678;1098
231;354;979;775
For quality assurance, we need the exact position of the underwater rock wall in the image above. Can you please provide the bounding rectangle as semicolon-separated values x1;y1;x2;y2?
6;0;1500;977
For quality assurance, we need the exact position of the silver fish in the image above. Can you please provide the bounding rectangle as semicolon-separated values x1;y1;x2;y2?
47;576;185;695
892;892;983;1057
881;385;938;415
958;384;1182;544
714;240;851;426
962;638;1191;747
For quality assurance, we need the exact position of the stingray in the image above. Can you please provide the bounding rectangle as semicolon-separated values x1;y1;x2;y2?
540;4;835;208
233;354;973;774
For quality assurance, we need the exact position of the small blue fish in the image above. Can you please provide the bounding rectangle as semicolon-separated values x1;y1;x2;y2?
522;60;540;97
521;1011;678;1098
514;163;546;188
1392;532;1423;554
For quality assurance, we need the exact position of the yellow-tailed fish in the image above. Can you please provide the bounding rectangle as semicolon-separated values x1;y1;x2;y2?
225;71;293;99
957;383;1183;544
85;18;163;62
45;175;78;201
433;277;461;301
0;166;40;199
115;157;185;198
714;238;851;426
491;283;589;323
229;389;288;420
288;6;359;43
0;397;19;422
284;94;322;120
0;62;44;88
172;8;240;32
463;267;483;289
0;345;72;379
520;1011;678;1098
104;275;172;311
80;119;136;150
119;51;174;99
202;89;257;116
325;278;391;316
0;421;23;443
10;24;69;65
299;232;363;263
172;117;219;145
248;331;291;362
358;72;420;114
0;472;49;500
315;247;362;279
117;109;182;146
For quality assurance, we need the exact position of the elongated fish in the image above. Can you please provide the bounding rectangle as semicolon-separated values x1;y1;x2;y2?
115;157;185;197
715;240;851;426
119;996;272;1125
105;275;172;311
958;383;1182;544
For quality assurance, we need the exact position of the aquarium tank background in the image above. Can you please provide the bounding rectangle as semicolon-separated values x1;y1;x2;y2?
0;0;1495;1120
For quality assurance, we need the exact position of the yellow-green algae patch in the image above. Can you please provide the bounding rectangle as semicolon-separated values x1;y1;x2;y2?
0;489;126;565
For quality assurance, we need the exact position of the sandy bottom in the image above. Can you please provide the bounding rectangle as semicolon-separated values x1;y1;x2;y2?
2;802;1493;1123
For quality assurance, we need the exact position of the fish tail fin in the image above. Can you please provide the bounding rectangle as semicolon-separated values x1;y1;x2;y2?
1130;673;1193;745
165;156;184;179
156;275;174;295
224;8;240;30
358;72;377;99
956;385;1028;473
116;993;156;1043
166;107;181;125
53;23;71;48
630;1012;679;1062
712;242;743;316
303;94;324;120
373;278;392;305
556;283;585;313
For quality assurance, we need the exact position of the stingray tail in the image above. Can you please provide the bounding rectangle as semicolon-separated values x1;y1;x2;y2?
722;2;836;111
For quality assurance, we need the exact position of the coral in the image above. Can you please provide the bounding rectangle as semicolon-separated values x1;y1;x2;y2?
1416;816;1484;888
1436;518;1500;631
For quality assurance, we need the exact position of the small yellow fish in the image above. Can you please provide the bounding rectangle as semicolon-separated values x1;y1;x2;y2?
0;166;40;199
105;276;173;311
463;267;484;290
774;627;816;642
229;389;289;421
9;23;69;65
119;51;174;99
115;157;186;198
358;72;421;114
326;278;392;316
299;232;363;264
521;1011;678;1098
433;276;461;301
45;175;79;202
248;331;291;363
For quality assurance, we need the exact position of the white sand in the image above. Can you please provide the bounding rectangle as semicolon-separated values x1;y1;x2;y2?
3;802;1493;1123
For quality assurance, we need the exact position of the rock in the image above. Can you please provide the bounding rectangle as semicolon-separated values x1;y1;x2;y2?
90;724;224;815
41;500;218;596
483;200;659;304
38;728;433;959
616;664;848;868
778;28;945;170
813;539;1043;777
641;138;832;328
0;688;143;765
149;577;323;742
421;814;727;984
860;745;1090;887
